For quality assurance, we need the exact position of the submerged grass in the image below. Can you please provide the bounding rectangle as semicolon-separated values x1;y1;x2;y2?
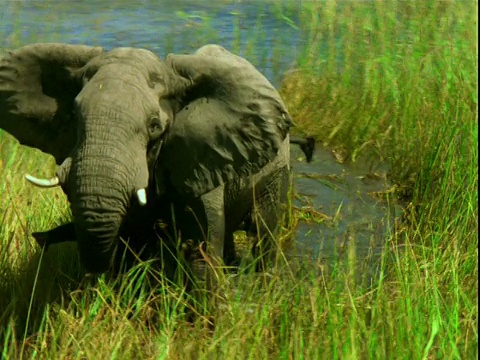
0;1;477;358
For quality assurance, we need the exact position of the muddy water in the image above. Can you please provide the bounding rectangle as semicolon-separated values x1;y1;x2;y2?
287;145;403;285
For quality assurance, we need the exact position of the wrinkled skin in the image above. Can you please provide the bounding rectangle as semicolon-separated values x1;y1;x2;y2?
151;45;294;269
0;43;299;276
0;43;188;273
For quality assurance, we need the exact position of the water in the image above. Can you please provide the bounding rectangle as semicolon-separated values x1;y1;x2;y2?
0;0;304;84
289;145;403;285
1;1;402;282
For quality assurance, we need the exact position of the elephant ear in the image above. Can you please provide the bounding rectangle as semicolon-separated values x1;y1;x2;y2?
0;43;103;163
161;45;293;197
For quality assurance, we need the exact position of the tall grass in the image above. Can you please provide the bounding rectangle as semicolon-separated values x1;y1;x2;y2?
281;1;478;357
0;1;477;358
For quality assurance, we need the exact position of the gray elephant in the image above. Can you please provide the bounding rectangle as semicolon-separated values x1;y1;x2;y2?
0;43;186;274
0;43;296;275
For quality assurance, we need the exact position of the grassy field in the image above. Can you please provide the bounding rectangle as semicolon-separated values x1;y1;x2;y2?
0;1;478;358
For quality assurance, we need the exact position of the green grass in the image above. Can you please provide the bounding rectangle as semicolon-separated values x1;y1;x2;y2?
0;1;478;358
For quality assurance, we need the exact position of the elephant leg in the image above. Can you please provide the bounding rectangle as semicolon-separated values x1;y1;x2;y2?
200;184;226;263
147;200;199;287
248;196;278;271
223;225;237;267
249;165;291;271
155;192;224;289
197;184;227;293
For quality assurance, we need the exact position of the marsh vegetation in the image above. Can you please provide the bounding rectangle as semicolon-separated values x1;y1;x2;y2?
0;1;477;358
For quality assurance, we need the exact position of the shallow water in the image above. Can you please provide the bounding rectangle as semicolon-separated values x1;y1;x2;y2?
288;145;403;284
1;0;303;84
1;1;402;281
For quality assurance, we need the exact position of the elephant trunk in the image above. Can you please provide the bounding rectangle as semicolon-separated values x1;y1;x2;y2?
67;120;149;273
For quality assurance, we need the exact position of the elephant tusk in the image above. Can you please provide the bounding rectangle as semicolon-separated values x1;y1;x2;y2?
136;188;147;206
25;174;60;188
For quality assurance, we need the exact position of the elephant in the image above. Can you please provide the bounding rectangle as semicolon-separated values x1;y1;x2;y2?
0;43;299;277
0;43;189;274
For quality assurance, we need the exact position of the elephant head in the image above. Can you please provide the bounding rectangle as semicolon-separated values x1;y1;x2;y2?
0;43;189;273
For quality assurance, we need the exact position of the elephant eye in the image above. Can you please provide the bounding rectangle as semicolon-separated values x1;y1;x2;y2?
148;118;163;139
